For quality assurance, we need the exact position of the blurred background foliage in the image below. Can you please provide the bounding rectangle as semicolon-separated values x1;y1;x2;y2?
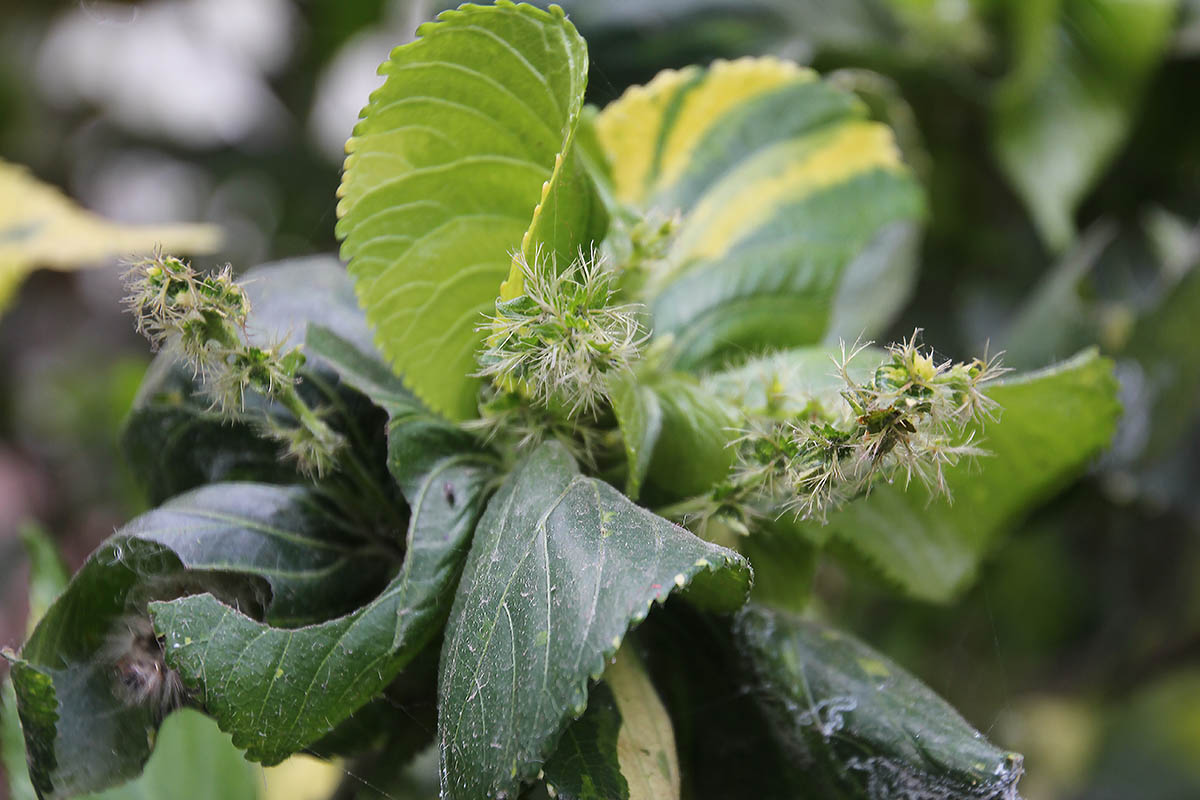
1;1;1199;798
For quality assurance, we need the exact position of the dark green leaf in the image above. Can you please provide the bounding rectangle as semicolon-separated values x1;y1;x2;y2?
735;605;1025;799
9;483;379;797
992;0;1177;250
437;441;750;800
151;417;496;765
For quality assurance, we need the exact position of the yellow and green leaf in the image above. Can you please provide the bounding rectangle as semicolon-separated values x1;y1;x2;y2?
0;159;220;312
594;57;925;368
336;1;604;419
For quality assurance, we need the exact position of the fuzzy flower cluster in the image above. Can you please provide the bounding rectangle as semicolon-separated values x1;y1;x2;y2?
123;251;342;476
476;249;644;418
735;333;1008;522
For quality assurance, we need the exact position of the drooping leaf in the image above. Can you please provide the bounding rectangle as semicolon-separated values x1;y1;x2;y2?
122;256;382;504
437;441;750;800
151;416;496;765
0;158;220;311
593;58;924;368
2;676;37;800
992;0;1178;250
735;605;1025;799
8;483;384;798
336;1;597;419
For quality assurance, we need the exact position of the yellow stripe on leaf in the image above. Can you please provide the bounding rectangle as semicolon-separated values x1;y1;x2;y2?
594;66;698;206
672;121;905;264
656;58;815;194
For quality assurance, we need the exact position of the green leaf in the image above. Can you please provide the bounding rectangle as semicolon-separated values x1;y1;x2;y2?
738;520;819;614
19;523;69;635
8;483;380;797
708;345;1120;601
822;348;1120;601
122;255;379;504
336;1;594;419
2;677;37;800
609;372;664;500
735;606;1025;799
87;709;258;800
437;441;750;800
613;369;738;501
992;0;1178;250
151;416;496;765
594;58;924;368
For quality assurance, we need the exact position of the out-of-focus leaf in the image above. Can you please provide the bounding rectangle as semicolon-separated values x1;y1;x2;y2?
151;415;495;766
736;606;1025;799
0;158;220;310
19;524;69;635
336;2;598;419
1001;222;1117;369
8;483;385;798
594;57;924;368
437;441;750;800
992;0;1178;250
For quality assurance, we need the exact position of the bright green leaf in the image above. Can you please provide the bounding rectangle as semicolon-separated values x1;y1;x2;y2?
437;441;750;799
336;1;594;419
736;606;1025;799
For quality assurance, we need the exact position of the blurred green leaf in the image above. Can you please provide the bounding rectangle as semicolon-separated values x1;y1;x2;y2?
992;0;1178;250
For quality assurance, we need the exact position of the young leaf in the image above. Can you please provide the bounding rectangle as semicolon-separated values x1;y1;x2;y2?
594;58;924;368
735;605;1025;799
0;158;220;311
437;441;750;800
612;369;738;501
7;483;383;797
336;1;596;419
150;416;496;765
